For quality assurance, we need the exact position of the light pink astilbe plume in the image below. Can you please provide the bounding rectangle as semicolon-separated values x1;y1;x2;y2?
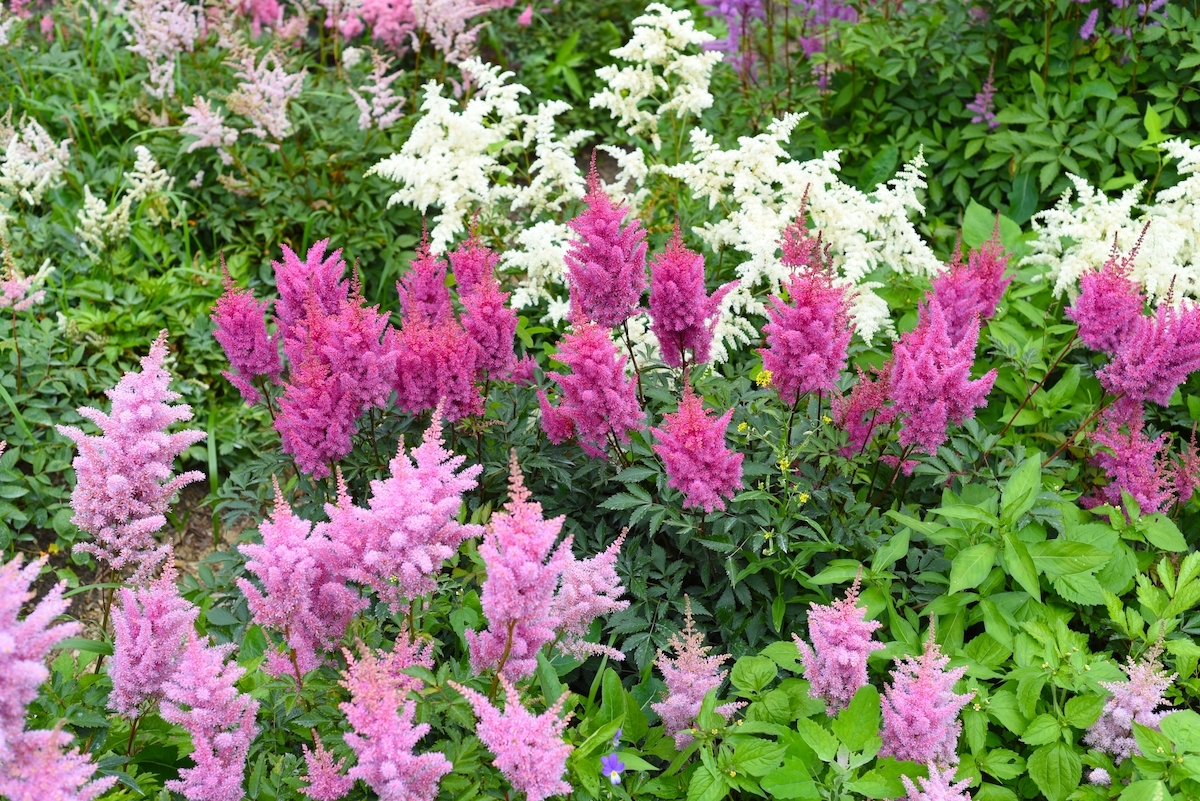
273;239;350;335
300;737;354;801
540;321;644;459
398;239;453;326
413;0;515;63
831;362;895;457
108;559;198;717
1065;241;1146;356
212;264;282;405
161;637;260;801
122;0;200;99
356;0;416;51
57;331;206;583
234;0;283;36
467;454;572;679
651;386;743;512
1097;300;1200;407
779;196;825;271
0;254;47;312
550;531;629;661
391;316;483;420
348;50;407;130
565;162;648;329
760;265;853;405
931;229;1011;344
0;727;119;801
454;676;572;801
460;271;518;378
794;575;883;714
1080;7;1100;38
180;97;239;165
880;625;972;766
900;763;972;801
1176;425;1200;504
652;602;741;748
1084;644;1175;762
225;46;305;141
1088;400;1177;514
647;226;737;369
966;66;997;129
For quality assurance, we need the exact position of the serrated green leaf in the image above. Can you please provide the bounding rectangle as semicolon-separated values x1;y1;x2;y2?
1027;742;1082;801
949;544;998;594
831;685;881;752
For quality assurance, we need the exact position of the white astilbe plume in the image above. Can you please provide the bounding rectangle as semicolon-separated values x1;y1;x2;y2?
180;97;239;165
126;145;175;226
76;186;133;260
225;46;306;141
121;0;200;99
509;99;590;218
1027;138;1200;303
503;220;573;322
347;50;406;131
0;116;71;206
591;3;722;150
0;6;19;47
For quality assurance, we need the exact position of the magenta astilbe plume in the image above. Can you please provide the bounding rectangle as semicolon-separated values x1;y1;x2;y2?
461;274;518;378
550;531;629;660
1065;244;1146;355
901;764;972;801
648;227;737;369
1176;425;1200;504
793;575;883;714
317;278;399;412
276;345;358;478
1084;644;1175;762
57;331;206;583
467;454;572;679
398;240;453;326
541;322;644;458
300;738;353;801
160;637;260;801
880;626;972;766
0;728;119;801
931;231;1011;344
448;230;500;297
652;603;741;748
565;163;648;328
273;239;349;335
108;560;198;717
1088;401;1176;513
454;676;572;801
212;266;282;405
889;299;996;462
832;362;895;457
1097;301;1200;406
392;317;484;420
760;264;853;405
651;387;743;512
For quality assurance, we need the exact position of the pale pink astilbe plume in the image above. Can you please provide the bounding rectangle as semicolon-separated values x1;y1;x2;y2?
966;66;997;129
180;97;239;165
225;46;306;141
760;264;853;405
273;239;349;335
1097;301;1200;406
888;298;996;464
541;321;644;459
1088;768;1112;787
448;230;500;296
537;389;576;444
453;676;572;801
565;162;648;329
339;643;451;801
550;531;629;661
467;455;571;679
900;763;972;801
1085;644;1175;762
931;229;1011;344
460;273;518;378
880;624;972;766
212;264;282;406
648;226;737;369
831;361;895;457
651;386;743;512
391;316;483;420
357;0;416;51
122;0;200;99
1065;241;1146;355
517;3;532;25
652;602;741;748
348;49;407;131
161;637;260;801
300;737;354;801
0;727;118;801
0;252;49;312
1080;7;1100;39
57;331;206;584
793;575;883;714
1088;400;1177;513
779;196;826;271
398;240;453;326
108;559;198;717
275;343;358;478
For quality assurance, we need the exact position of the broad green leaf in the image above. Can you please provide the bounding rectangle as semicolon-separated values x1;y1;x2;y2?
732;656;778;695
1065;694;1106;729
760;758;818;800
979;749;1026;780
1027;742;1082;801
794;718;838;761
1160;711;1200;750
1001;457;1042;526
58;637;114;656
1003;534;1041;601
732;737;786;777
831;685;881;752
964;198;1022;250
687;764;730;801
1120;781;1172;801
1020;714;1061;745
949;544;998;594
931;505;999;528
1028;540;1111;576
859;146;900;191
871;530;909;573
759;641;801;672
1140;514;1187;552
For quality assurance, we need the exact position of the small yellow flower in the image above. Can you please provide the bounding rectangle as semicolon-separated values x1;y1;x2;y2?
798;492;810;504
711;729;718;735
47;543;60;554
1084;664;1091;671
778;457;791;471
755;369;773;388
737;421;749;433
730;771;737;777
973;703;981;711
822;415;832;424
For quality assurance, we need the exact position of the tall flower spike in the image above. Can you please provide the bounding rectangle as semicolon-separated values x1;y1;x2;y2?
212;260;282;405
300;737;353;801
1084;643;1175;762
1097;300;1200;406
900;763;972;801
0;727;119;801
57;331;206;583
880;621;972;766
273;239;349;336
794;573;884;714
651;386;743;512
648;225;737;369
453;676;573;801
931;225;1011;344
1065;238;1147;356
460;271;518;378
398;237;453;326
1088;401;1177;514
550;530;630;661
448;228;500;297
966;65;997;129
565;159;648;329
391;316;484;420
275;339;359;479
831;361;895;457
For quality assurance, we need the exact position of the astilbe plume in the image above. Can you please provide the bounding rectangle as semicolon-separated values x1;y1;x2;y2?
565;163;648;329
447;230;500;296
467;454;572;679
57;331;206;583
888;299;996;463
276;341;358;478
398;240;452;325
831;362;894;457
930;229;1011;344
1176;425;1200;504
652;602;742;748
348;49;407;131
647;226;737;369
550;531;629;660
108;560;198;717
540;321;644;458
160;637;261;801
180;97;239;165
1097;300;1200;406
212;265;281;405
1065;242;1146;355
793;575;883;714
880;625;972;766
760;264;853;405
300;738;354;801
1084;645;1175;762
224;46;305;141
356;0;416;50
273;239;349;335
391;317;483;420
901;764;972;801
454;676;572;801
966;66;997;129
651;386;743;512
1088;401;1177;513
460;272;518;378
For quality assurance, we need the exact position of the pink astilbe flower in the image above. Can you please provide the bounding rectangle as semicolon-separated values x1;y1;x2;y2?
537;389;577;443
357;0;416;51
461;273;518;378
550;531;630;660
275;345;358;478
831;362;894;457
889;298;996;462
880;625;972;766
339;644;451;801
398;240;453;326
348;50;407;131
161;637;260;801
122;0;200;99
391;317;483;420
1085;645;1175;762
651;386;743;512
0;727;119;801
1097;300;1200;406
273;239;350;335
225;46;305;141
760;264;853;405
930;230;1011;344
454;676;572;801
414;0;515;64
57;331;206;584
517;3;532;24
647;226;737;369
652;602;741;748
1065;243;1146;355
541;321;644;458
1176;425;1200;504
1080;7;1100;38
180;97;239;165
466;455;572;679
793;575;884;714
966;66;997;129
212;265;282;405
108;560;198;717
900;763;972;801
236;0;283;36
300;738;354;801
0;253;49;312
448;230;500;297
779;197;825;271
565;163;648;329
1088;401;1177;513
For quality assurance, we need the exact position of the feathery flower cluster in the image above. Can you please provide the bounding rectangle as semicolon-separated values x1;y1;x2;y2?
648;226;736;368
57;332;206;583
0;249;51;312
880;626;972;766
651;387;743;512
966;67;997;129
392;316;483;420
930;230;1011;343
0;117;71;206
1085;645;1175;762
398;241;452;324
300;738;354;801
455;677;572;801
212;266;282;405
121;0;200;99
125;145;175;226
793;575;883;714
1065;242;1146;355
698;0;762;73
348;49;407;130
1088;402;1176;513
550;531;629;660
1096;300;1200;406
459;261;518;378
75;185;133;260
225;46;306;141
412;0;515;64
180;97;239;165
900;764;973;801
831;362;892;457
652;602;741;748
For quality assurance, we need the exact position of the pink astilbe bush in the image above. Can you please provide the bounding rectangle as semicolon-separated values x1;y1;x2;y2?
57;331;206;583
460;272;518;378
652;602;741;748
348;49;407;130
300;738;354;801
880;625;972;766
447;230;500;296
454;676;572;801
273;239;350;334
647;227;736;369
275;344;358;478
122;0;200;99
1065;244;1146;356
1084;645;1175;762
398;240;453;326
550;531;629;660
651;386;743;512
832;362;894;457
930;230;1011;344
466;454;572;679
793;575;883;714
1097;300;1200;406
1088;401;1177;513
212;265;282;405
900;764;973;801
0;727;119;801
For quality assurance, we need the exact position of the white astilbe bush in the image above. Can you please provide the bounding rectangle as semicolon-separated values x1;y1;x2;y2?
120;0;201;99
0;116;72;206
1027;138;1200;303
126;145;175;226
76;186;133;260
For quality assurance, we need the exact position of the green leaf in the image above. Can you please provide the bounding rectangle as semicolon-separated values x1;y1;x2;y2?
859;145;900;191
1081;79;1119;100
831;685;881;752
963;199;1022;250
1021;714;1061;745
759;641;801;672
1160;711;1200;750
931;505;999;528
1027;742;1082;801
731;656;778;695
687;764;730;801
732;737;786;777
760;758;818;799
1003;533;1041;601
1119;781;1172;801
871;530;909;573
1065;695;1106;729
1008;172;1039;225
949;544;998;594
794;718;838;761
1001;457;1042;526
1140;514;1187;551
1028;541;1111;576
1143;105;1168;145
58;637;114;656
979;749;1026;780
